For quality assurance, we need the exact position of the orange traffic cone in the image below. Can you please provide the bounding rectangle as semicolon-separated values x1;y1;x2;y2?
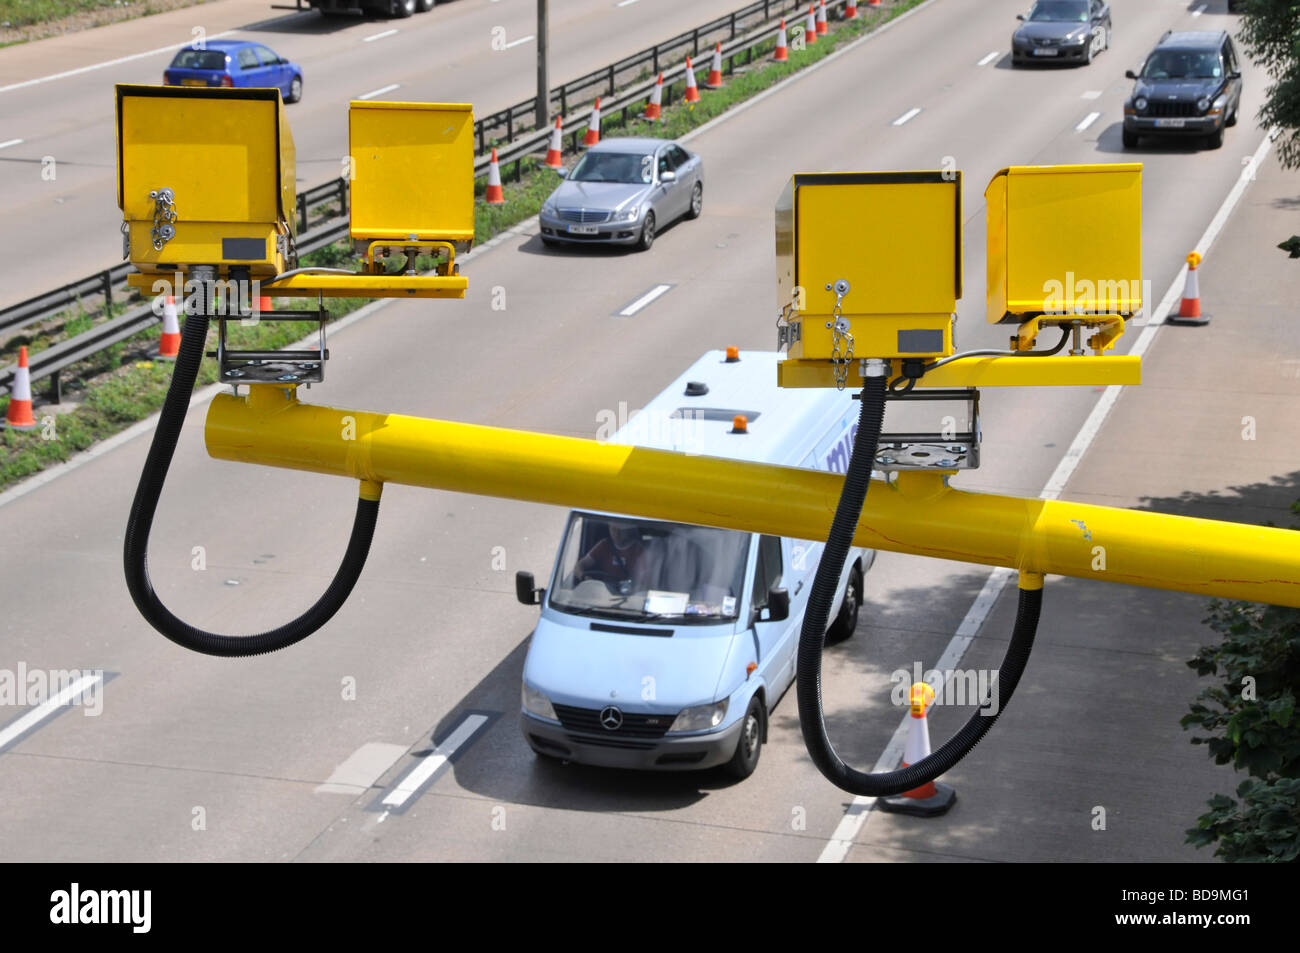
545;117;564;168
157;295;180;360
645;73;663;122
774;19;790;61
485;148;505;205
816;0;828;34
683;56;700;103
805;5;818;44
877;682;957;817
845;0;858;18
1169;252;1209;325
4;346;36;431
582;97;601;146
705;43;724;88
868;0;881;7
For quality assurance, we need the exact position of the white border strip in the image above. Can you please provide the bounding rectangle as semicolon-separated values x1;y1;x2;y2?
0;673;102;752
818;127;1278;863
381;714;488;808
0;32;239;94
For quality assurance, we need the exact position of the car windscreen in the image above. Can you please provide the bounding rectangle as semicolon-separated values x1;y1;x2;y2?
568;151;655;184
170;49;228;70
1141;50;1223;80
548;513;749;625
1027;0;1088;21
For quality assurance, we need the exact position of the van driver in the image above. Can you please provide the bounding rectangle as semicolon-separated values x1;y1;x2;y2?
574;520;659;593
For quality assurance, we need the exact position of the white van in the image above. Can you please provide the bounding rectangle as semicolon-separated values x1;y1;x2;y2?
515;350;873;779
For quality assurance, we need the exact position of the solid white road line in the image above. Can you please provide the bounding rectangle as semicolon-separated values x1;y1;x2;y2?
364;29;399;42
892;107;922;127
977;51;1000;66
1192;3;1207;16
619;283;672;316
0;673;103;752
381;714;489;808
0;139;24;149
0;31;240;94
818;129;1277;863
818;567;1013;863
504;35;536;49
1075;111;1101;132
617;0;642;6
1082;90;1102;99
358;84;401;101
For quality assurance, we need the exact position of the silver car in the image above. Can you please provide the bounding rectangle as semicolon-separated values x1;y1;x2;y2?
539;137;704;251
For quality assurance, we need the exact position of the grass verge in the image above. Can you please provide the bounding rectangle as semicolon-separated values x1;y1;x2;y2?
0;0;925;492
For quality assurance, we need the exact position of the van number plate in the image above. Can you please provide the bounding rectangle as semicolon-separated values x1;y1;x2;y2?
1155;118;1186;128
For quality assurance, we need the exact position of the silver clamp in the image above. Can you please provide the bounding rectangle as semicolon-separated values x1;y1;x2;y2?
825;279;853;390
149;187;177;251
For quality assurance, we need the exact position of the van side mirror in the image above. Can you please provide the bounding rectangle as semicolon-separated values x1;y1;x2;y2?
1125;69;1137;79
764;587;790;623
516;571;544;606
1015;14;1024;20
1228;71;1241;81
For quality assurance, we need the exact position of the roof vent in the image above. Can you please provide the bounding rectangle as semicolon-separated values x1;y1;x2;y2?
684;381;709;397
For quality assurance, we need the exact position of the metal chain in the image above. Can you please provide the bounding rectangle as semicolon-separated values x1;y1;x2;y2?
150;188;177;251
825;279;853;390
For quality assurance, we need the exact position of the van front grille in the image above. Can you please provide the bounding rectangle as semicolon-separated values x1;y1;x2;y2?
553;704;673;738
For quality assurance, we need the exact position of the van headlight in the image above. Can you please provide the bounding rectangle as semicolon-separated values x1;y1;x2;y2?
1134;97;1148;112
1198;97;1212;113
669;700;728;733
522;682;557;720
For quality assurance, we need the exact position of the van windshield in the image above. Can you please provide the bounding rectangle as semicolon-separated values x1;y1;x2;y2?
549;513;749;625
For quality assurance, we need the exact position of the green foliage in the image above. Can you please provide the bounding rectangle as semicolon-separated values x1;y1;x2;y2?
1183;501;1300;861
1237;0;1300;169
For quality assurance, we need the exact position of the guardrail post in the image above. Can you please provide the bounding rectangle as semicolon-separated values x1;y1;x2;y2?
298;193;308;232
101;270;113;312
48;370;61;405
608;64;615;96
730;11;736;38
507;110;515;142
340;177;348;216
653;46;659;76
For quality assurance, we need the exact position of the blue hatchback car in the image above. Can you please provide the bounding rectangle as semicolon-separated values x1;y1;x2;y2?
163;40;303;104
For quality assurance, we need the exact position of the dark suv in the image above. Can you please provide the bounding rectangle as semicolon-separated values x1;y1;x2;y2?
1123;31;1243;150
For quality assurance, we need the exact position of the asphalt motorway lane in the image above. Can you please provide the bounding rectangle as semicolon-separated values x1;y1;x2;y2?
0;0;1285;862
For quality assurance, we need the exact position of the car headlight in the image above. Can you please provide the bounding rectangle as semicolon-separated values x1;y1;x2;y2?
1134;97;1148;112
1198;97;1212;112
669;699;728;733
522;682;557;720
1066;34;1086;45
622;208;640;221
1208;95;1226;115
541;200;557;216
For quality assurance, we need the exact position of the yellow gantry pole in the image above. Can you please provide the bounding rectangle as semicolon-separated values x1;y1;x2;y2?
207;388;1300;608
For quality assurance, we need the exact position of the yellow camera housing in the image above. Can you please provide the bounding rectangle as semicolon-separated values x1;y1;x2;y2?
776;171;961;362
349;101;475;253
115;85;295;278
986;163;1142;326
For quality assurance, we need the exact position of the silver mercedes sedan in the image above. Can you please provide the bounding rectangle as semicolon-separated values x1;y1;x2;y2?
538;137;704;251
